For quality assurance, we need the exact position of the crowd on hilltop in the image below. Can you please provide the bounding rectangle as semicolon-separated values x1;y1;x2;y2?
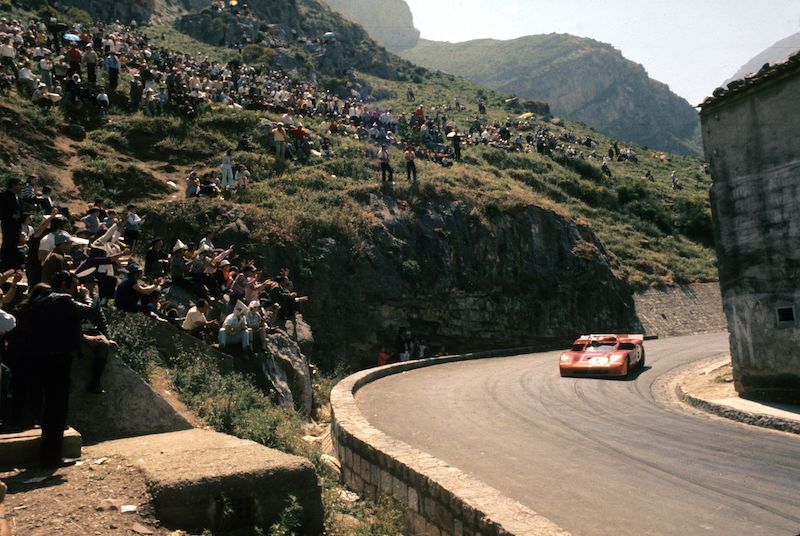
0;9;674;188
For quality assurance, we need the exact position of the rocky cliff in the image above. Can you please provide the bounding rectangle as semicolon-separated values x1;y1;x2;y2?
324;0;420;52
403;35;702;155
146;196;636;369
173;0;410;79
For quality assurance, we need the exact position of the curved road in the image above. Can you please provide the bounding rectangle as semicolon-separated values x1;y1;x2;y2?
355;333;800;536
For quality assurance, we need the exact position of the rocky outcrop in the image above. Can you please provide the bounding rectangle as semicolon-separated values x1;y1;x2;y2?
402;35;702;156
176;8;261;47
146;197;637;370
260;329;313;417
54;0;185;24
324;0;420;52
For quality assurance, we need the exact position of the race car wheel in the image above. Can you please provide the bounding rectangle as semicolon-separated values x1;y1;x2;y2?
638;348;646;369
624;356;631;377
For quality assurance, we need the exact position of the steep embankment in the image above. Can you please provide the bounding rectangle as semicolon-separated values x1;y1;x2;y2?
145;194;635;368
403;36;701;155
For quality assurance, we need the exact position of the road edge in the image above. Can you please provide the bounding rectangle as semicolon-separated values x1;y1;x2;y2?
675;381;800;435
330;348;571;536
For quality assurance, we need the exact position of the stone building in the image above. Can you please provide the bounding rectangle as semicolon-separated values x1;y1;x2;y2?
699;51;800;403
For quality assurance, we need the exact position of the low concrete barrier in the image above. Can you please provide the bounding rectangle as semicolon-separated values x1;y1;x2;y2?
331;348;570;536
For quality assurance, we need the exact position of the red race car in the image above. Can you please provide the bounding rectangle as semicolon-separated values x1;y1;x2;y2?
559;334;645;377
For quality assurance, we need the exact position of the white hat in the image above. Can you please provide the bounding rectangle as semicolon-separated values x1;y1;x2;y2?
172;239;187;253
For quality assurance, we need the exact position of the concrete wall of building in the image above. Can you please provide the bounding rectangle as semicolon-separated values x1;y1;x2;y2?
701;65;800;403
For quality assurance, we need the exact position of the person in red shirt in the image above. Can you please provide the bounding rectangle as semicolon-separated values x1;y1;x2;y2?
65;43;82;77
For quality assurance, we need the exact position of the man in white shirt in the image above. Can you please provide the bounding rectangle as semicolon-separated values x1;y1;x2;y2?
218;307;251;352
181;299;219;338
0;39;16;77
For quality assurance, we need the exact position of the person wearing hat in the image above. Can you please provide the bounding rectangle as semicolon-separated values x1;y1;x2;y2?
115;262;161;313
80;206;101;235
65;42;81;78
41;232;78;285
169;239;191;289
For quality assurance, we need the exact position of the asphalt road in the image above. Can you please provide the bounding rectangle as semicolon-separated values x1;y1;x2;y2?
355;333;800;536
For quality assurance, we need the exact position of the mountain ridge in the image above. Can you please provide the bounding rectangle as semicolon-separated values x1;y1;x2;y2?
322;0;701;155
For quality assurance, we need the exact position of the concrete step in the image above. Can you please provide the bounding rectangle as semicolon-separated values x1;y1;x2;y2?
90;429;323;534
0;427;81;469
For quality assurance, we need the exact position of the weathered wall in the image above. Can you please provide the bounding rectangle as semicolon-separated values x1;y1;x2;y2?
331;350;569;536
633;282;726;338
700;61;800;403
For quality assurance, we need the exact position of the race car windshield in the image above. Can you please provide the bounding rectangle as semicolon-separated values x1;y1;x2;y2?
586;342;616;352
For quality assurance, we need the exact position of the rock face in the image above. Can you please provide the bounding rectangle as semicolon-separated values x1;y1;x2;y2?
173;0;408;79
147;197;636;369
55;0;183;24
300;196;636;367
260;329;314;417
324;0;420;52
402;35;702;156
176;8;261;47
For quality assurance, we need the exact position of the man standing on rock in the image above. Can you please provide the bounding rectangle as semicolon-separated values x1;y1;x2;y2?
377;144;393;184
24;271;108;466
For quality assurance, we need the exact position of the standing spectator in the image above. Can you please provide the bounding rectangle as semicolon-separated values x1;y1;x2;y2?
25;271;106;466
39;53;53;90
377;144;393;184
0;39;16;78
671;170;683;190
450;130;462;162
404;145;417;182
273;124;287;161
0;178;23;270
123;204;143;247
65;43;81;78
129;74;142;111
221;149;234;191
105;52;120;90
82;46;98;85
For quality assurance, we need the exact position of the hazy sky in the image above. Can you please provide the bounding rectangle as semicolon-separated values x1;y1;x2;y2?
403;0;800;105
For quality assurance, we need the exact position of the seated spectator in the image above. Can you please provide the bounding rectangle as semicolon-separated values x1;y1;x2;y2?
181;298;219;339
144;237;169;277
114;262;161;313
41;232;75;285
218;305;251;352
80;207;101;235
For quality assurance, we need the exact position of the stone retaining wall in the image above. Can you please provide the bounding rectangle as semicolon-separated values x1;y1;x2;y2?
634;282;726;338
330;349;569;536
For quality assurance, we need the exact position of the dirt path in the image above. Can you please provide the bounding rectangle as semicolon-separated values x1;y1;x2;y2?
1;456;172;536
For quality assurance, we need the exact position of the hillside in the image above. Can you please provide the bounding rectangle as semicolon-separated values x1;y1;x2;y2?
402;36;702;156
1;1;715;362
725;31;800;84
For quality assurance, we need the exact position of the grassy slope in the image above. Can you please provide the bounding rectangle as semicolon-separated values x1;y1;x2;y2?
3;13;716;287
